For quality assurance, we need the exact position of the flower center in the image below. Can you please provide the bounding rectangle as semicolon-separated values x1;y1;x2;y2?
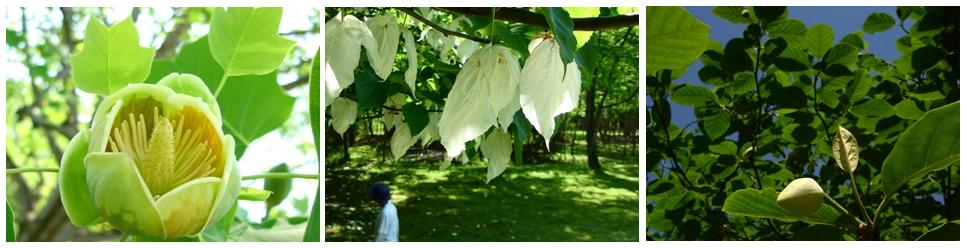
107;98;222;199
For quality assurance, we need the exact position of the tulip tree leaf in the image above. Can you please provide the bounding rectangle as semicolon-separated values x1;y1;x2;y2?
723;188;844;226
310;50;321;153
146;36;226;92
70;17;154;95
646;6;710;76
862;12;895;34
263;164;293;211
303;186;321;242
239;187;273;201
881;101;960;196
6;201;14;242
209;7;296;78
218;71;296;158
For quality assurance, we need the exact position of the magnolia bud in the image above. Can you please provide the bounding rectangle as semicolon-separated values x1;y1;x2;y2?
777;178;825;214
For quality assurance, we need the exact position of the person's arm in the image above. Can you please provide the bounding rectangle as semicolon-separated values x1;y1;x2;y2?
374;210;391;241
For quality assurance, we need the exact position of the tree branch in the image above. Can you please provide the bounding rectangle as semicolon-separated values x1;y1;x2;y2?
438;7;639;31
156;8;191;59
396;7;491;43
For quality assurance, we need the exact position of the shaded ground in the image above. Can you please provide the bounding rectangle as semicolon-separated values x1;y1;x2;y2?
324;138;639;241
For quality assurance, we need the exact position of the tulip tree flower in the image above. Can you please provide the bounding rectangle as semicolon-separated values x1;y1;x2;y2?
776;178;825;214
59;73;240;238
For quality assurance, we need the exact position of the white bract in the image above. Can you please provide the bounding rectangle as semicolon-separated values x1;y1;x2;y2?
324;12;378;106
367;13;401;80
329;98;357;136
777;178;826;214
481;131;512;183
391;123;418;160
402;26;419;94
437;45;520;158
831;126;859;173
519;35;583;149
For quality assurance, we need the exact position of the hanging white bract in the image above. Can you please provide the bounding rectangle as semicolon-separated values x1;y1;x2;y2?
481;131;512;183
367;14;401;80
519;35;582;150
402;26;419;94
324;12;378;106
329;98;357;136
437;45;520;158
390;123;419;160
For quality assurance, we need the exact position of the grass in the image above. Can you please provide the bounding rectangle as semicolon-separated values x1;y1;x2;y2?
324;138;639;241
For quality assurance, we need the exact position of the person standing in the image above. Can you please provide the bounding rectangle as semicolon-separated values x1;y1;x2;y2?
369;183;398;242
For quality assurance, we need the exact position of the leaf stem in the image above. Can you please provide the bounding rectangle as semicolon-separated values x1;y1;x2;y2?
825;193;864;225
848;171;874;225
213;73;229;97
6;167;59;175
241;172;319;180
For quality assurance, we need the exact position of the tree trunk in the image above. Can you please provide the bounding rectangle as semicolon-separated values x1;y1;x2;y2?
585;75;602;173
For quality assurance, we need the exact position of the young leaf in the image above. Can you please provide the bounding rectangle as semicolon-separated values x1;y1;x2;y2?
218;72;296;158
70;17;154;95
646;6;710;76
881;101;960;196
831;126;859;173
238;187;273;201
209;7;296;78
862;12;895;34
723;188;844;226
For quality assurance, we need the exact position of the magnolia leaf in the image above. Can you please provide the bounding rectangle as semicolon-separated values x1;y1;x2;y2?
366;14;401;79
723;188;844;226
481;130;512;183
917;221;960;241
391;123;419;159
806;24;834;58
325;12;378;106
209;7;296;77
831;126;860;173
402;27;419;94
862;12;895;34
881;101;960;196
438;45;521;158
520;37;582;150
646;6;710;76
70;17;154;95
329;98;357;136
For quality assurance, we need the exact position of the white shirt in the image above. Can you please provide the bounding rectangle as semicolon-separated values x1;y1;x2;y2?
375;202;399;242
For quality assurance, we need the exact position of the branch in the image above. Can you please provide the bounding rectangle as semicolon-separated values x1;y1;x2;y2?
282;75;309;91
396;7;491;43
438;7;639;31
156;9;191;59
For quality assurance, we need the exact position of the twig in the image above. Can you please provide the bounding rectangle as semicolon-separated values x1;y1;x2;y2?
396;7;491;43
438;7;639;31
6;167;60;175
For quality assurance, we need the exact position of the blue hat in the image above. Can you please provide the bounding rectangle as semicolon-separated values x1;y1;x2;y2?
369;183;391;206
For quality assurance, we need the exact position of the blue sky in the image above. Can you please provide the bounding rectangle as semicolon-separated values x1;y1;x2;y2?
663;6;906;129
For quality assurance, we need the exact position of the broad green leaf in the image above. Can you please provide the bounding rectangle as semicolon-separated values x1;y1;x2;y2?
709;140;737;155
146;59;178;83
310;50;320;154
912;46;945;72
495;22;530;59
805;24;834;58
670;85;716;106
702;111;730;140
238;187;273;201
881;101;959;195
402;101;430;136
209;7;296;78
752;7;787;24
916;221;959;241
823;43;858;65
353;64;388;108
540;7;578;65
712;6;752;24
766;19;807;45
70;17;154;95
863;12;895;34
512;111;530;166
6;201;14;242
723;188;844;226
850;98;894;118
303;186;320;242
774;46;811;72
845;69;871;103
909;91;945;101
894;99;924;120
173;36;226;92
831;126;859;173
263;164;292;211
840;32;866;49
201;202;237;242
731;71;755;94
218;71;296;158
646;6;710;76
564;7;600;49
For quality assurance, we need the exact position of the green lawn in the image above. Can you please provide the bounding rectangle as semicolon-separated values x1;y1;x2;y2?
324;140;639;241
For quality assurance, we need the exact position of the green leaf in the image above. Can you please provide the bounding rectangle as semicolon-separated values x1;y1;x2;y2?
646;6;710;76
881;101;959;195
239;187;273;201
402;102;430;136
723;188;844;226
894;99;925;120
6;201;14;242
916;221;959;241
512;111;531;166
863;12;895;34
702;111;730;140
823;43;858;65
709;140;737;155
671;85;717;106
732;71;755;94
264;164;292;211
909;91;946;101
303;186;321;242
173;36;226;91
845;69;871;103
218;71;296;158
564;7;599;49
495;23;529;59
540;7;578;65
840;32;866;49
146;59;178;83
805;24;834;58
353;64;388;108
712;6;752;24
912;46;945;72
201;202;237;242
850;98;894;118
70;17;154;95
310;50;321;156
766;19;807;45
752;7;786;24
209;7;296;78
